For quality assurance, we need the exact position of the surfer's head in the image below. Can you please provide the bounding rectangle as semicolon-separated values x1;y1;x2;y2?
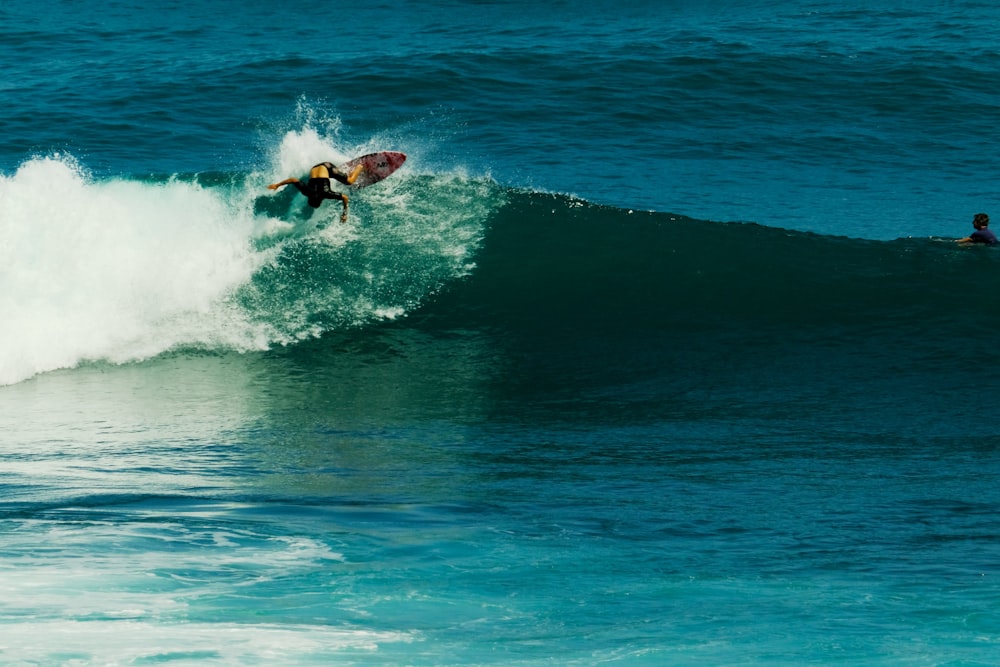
974;213;990;229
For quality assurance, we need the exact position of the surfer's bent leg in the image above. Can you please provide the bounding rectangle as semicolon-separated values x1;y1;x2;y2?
329;164;365;186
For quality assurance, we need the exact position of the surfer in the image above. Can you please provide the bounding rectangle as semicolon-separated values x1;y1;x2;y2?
956;213;998;246
267;162;364;223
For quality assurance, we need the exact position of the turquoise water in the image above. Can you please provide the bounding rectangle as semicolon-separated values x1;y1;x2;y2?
2;2;1000;664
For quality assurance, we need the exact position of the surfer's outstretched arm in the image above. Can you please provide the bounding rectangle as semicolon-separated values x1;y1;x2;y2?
267;177;300;191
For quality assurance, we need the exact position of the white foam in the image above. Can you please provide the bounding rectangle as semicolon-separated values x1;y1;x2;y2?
1;620;413;664
0;157;263;385
0;519;410;663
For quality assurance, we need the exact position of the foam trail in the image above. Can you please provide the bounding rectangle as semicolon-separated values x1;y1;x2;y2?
0;157;262;385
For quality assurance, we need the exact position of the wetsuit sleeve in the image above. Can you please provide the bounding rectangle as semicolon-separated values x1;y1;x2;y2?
969;229;998;245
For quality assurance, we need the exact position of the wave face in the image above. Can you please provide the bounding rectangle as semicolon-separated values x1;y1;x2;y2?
392;191;1000;408
4;134;999;386
426;190;1000;334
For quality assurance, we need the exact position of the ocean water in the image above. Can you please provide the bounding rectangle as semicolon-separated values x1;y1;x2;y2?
2;1;1000;664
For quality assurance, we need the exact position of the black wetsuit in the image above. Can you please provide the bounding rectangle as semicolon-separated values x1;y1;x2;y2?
294;163;350;208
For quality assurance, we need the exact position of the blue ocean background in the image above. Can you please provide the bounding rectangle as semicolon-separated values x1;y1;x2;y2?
3;1;1000;664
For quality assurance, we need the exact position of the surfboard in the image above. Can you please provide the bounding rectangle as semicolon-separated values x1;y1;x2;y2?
342;151;407;188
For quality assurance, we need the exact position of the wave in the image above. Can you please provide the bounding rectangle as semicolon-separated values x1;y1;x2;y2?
409;192;1000;401
420;190;1000;336
0;132;500;386
3;135;999;386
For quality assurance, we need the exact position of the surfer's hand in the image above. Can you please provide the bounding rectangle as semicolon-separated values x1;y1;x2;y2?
340;211;349;224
